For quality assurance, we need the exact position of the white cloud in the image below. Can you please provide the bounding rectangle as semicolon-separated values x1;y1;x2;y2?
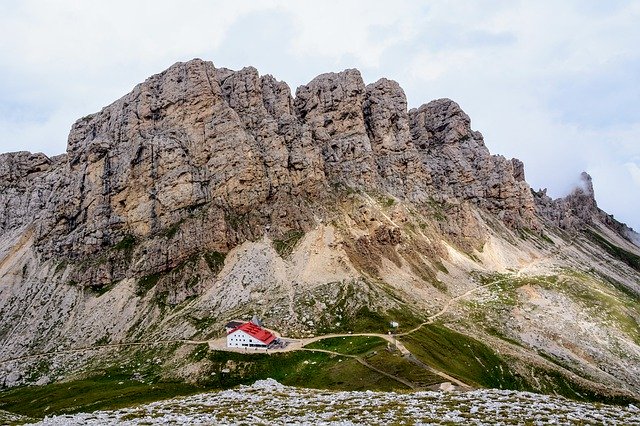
280;0;422;68
626;162;640;187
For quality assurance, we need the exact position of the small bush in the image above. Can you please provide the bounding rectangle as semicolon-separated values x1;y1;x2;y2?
136;273;162;296
204;251;226;274
273;230;305;258
113;234;137;252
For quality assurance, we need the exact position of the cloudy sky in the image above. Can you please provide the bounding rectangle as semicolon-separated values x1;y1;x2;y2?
1;1;638;229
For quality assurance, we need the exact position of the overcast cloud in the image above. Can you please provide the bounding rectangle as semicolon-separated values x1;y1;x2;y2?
0;1;638;230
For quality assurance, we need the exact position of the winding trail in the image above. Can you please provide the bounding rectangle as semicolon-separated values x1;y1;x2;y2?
399;279;500;336
298;347;418;390
0;278;508;390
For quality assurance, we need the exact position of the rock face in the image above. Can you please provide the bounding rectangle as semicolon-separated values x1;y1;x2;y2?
2;59;636;288
0;59;548;283
534;172;638;239
295;69;376;188
408;99;538;229
0;152;64;234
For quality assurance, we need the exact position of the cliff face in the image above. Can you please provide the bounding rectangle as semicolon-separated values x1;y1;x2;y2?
0;59;545;283
1;59;639;399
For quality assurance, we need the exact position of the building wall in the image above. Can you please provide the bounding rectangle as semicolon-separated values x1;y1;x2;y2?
226;330;268;348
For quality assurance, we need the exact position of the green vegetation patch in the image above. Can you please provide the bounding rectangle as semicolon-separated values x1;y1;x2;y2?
426;198;446;221
517;227;555;246
369;191;396;208
88;281;117;296
304;336;387;355
273;230;305;258
345;306;390;333
366;349;443;387
304;281;424;335
162;220;185;239
0;340;412;421
53;261;67;276
400;323;637;404
136;272;162;296
527;367;637;405
586;229;640;273
113;234;137;252
401;324;527;390
0;368;202;419
203;251;226;275
202;349;404;392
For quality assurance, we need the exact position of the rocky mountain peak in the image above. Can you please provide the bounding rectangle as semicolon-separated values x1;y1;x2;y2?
0;58;631;282
533;170;639;244
410;98;479;148
575;171;595;199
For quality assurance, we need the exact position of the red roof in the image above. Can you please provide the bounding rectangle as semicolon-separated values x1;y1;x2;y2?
230;322;276;345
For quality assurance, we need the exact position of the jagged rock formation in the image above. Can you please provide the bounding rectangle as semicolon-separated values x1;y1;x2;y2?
535;172;639;241
0;59;639;401
0;59;550;286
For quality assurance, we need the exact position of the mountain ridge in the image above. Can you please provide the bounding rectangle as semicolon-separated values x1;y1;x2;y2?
0;59;639;405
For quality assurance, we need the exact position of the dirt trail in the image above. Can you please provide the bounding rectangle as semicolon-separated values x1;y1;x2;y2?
298;347;418;390
0;275;524;389
0;339;205;364
400;278;509;337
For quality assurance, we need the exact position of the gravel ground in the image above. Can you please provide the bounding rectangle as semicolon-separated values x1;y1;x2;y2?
31;379;640;425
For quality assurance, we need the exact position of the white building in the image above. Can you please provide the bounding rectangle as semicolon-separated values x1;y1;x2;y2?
226;322;277;348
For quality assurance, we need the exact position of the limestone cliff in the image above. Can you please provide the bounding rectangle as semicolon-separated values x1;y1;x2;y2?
0;59;548;287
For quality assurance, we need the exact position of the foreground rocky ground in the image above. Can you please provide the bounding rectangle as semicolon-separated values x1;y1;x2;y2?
24;379;640;425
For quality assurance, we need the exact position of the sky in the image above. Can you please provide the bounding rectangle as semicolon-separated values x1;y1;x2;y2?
0;1;638;230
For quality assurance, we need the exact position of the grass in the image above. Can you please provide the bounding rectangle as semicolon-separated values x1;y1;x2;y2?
0;344;408;420
585;229;640;273
113;234;137;264
304;281;424;335
517;227;555;246
425;198;446;222
345;306;390;333
369;191;396;208
201;350;404;392
89;281;117;296
188;344;210;362
316;304;420;335
113;234;137;252
203;251;226;275
272;230;305;258
224;210;248;232
400;324;528;390
53;261;67;276
187;316;217;333
304;336;387;355
304;336;445;389
162;220;184;239
0;367;203;419
444;273;640;404
527;367;637;405
365;349;443;387
136;272;162;296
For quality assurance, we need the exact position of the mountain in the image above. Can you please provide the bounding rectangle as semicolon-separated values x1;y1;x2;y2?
0;59;639;411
